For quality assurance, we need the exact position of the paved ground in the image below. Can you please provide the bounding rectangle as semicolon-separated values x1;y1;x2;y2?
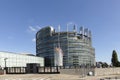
0;74;120;80
0;74;80;80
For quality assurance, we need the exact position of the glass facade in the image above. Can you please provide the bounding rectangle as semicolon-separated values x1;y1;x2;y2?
0;52;44;67
36;26;95;66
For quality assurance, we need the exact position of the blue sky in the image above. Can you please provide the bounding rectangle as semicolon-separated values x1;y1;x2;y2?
0;0;120;64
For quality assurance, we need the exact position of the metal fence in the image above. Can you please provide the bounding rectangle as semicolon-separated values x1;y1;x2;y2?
6;66;60;74
38;66;60;74
0;69;4;75
5;66;94;75
6;67;26;74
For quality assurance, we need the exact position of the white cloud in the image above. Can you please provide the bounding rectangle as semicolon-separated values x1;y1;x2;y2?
36;25;41;30
32;38;36;42
27;25;41;43
29;26;37;32
28;25;41;33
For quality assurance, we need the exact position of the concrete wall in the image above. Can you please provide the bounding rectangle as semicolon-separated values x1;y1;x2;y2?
60;67;95;76
60;68;120;76
60;69;82;75
95;68;120;76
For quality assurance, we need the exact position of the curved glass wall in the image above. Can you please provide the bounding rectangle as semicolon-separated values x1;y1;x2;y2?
36;26;95;66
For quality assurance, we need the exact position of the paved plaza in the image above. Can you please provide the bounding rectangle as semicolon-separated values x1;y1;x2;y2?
1;74;120;80
0;74;80;80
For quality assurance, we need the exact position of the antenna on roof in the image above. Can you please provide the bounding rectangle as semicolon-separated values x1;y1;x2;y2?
73;24;76;32
80;26;84;39
80;26;84;34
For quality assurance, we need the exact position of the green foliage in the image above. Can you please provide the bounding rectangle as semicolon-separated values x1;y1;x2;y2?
77;36;81;39
102;62;109;68
99;62;108;68
111;50;120;67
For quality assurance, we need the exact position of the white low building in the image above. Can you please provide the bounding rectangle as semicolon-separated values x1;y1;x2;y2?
0;51;44;68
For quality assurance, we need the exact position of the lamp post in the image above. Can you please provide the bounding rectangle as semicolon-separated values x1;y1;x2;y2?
67;24;69;66
4;58;8;69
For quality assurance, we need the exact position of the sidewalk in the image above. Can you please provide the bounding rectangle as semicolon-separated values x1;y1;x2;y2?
83;74;120;80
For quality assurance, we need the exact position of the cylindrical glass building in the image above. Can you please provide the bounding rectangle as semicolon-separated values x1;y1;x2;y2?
36;26;95;66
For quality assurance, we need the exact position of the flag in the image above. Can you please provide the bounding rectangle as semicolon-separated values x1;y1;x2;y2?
58;25;60;32
54;47;63;66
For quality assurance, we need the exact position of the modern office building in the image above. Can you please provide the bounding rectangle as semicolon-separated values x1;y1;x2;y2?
36;26;95;66
0;51;44;68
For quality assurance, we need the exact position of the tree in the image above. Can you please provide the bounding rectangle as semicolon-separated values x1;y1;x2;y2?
98;62;109;68
111;50;119;67
102;62;109;68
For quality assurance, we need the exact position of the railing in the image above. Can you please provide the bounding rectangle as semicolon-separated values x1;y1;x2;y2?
38;66;60;74
5;66;94;75
0;69;4;75
6;67;26;74
6;66;60;74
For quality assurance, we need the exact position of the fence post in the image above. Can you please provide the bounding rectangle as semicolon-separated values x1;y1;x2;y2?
5;67;8;74
50;66;52;73
44;67;45;73
56;66;58;72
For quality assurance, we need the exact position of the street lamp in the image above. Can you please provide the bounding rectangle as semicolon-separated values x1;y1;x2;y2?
4;58;8;69
67;24;69;66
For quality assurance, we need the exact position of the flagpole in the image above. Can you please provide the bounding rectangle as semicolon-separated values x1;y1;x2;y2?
58;25;60;48
67;24;69;66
